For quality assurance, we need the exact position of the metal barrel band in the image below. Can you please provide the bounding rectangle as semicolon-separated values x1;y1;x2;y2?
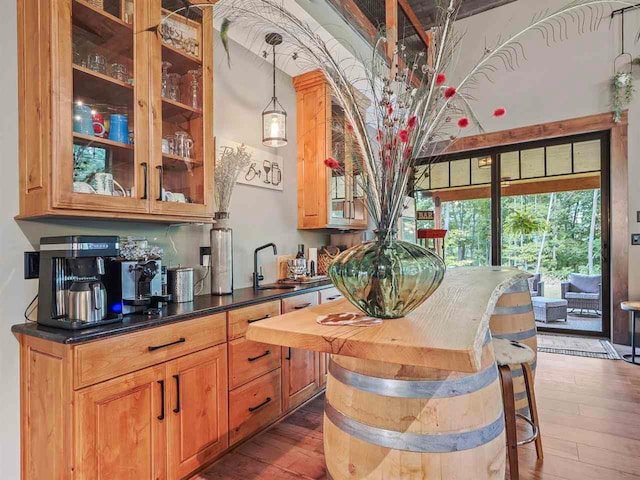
503;280;530;294
492;327;537;342
493;303;534;316
509;361;538;378
328;359;499;399
324;401;505;453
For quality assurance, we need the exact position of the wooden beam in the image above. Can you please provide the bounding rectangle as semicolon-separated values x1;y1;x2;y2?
385;0;398;76
398;0;430;50
446;111;628;154
432;174;600;203
324;0;378;44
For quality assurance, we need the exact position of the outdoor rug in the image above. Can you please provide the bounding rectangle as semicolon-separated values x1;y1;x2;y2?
537;334;621;360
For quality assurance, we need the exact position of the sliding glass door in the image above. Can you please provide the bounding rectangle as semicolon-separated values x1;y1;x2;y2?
415;132;610;337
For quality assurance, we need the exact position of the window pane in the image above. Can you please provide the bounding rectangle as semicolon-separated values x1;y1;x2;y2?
500;151;519;180
521;148;545;178
430;162;449;189
574;140;601;172
471;157;491;184
547;144;572;176
450;159;470;187
414;165;430;190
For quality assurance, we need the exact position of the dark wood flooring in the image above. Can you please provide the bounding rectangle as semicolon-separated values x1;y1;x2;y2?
194;353;640;480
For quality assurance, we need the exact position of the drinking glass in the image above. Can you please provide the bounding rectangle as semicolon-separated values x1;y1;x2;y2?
187;69;202;109
87;54;107;74
161;61;172;98
167;73;181;101
110;63;128;82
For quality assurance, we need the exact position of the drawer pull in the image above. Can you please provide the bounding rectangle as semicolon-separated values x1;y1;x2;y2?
247;350;271;362
285;347;292;360
294;303;311;310
326;296;341;300
148;337;186;352
157;380;165;420
248;314;271;324
248;397;272;413
173;374;181;414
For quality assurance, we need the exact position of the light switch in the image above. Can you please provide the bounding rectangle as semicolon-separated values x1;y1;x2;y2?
632;234;640;246
637;211;640;223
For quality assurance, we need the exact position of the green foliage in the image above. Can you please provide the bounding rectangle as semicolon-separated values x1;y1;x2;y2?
416;189;601;281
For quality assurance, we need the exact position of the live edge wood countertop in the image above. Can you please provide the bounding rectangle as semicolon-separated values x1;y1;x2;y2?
247;267;530;373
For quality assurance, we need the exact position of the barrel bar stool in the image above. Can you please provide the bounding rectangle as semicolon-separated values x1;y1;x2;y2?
494;338;543;480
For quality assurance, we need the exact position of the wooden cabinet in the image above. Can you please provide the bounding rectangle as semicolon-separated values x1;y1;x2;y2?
293;70;368;230
74;364;167;480
166;345;228;480
17;0;214;223
281;292;321;411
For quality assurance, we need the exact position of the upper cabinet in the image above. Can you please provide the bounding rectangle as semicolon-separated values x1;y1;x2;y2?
293;70;368;230
17;0;214;223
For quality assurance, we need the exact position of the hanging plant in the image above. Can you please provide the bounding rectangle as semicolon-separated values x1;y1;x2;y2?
612;71;633;123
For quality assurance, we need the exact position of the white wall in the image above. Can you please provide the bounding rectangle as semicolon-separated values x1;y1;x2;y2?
0;8;326;479
450;0;640;315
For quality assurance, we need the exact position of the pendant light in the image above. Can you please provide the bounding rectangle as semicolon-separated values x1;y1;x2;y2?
262;33;287;148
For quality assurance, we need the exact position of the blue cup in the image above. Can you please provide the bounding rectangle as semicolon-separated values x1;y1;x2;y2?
73;104;94;136
108;114;129;144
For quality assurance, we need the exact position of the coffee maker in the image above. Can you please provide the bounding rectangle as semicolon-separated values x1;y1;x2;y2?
104;258;170;315
37;236;123;330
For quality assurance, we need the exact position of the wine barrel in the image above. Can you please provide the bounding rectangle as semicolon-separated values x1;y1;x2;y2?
324;341;506;480
490;280;537;414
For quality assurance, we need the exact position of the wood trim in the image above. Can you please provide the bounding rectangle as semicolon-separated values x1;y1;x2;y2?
446;111;628;154
440;112;629;344
398;0;430;49
433;174;600;202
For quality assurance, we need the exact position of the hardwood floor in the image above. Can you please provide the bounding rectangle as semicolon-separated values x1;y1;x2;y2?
195;352;640;480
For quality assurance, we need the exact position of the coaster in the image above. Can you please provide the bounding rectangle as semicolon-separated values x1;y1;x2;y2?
316;312;383;327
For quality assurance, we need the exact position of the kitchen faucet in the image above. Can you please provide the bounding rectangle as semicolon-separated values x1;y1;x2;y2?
253;243;278;289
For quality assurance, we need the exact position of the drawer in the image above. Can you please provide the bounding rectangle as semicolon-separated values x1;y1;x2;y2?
73;313;226;389
229;337;281;389
228;300;281;340
229;369;282;445
319;287;343;303
282;292;319;313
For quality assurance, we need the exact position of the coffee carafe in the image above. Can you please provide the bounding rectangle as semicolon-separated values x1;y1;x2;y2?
67;257;107;323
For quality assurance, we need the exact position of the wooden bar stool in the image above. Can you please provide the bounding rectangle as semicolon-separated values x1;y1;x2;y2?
494;338;543;479
621;301;640;365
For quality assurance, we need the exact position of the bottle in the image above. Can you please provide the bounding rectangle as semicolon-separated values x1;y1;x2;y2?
296;244;306;259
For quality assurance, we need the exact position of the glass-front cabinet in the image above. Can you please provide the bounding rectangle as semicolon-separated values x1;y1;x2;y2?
17;0;214;222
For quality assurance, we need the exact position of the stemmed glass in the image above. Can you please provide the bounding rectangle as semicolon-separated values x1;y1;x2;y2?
263;160;271;184
187;68;202;109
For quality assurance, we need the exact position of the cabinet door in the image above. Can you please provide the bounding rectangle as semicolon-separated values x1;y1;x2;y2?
149;1;214;218
54;0;151;214
74;364;167;480
282;346;320;411
327;101;351;228
166;344;228;479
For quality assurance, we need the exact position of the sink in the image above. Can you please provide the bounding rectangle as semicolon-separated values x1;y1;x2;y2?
257;284;296;291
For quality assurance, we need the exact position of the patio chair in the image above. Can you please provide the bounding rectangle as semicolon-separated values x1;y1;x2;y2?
527;273;544;297
561;273;601;315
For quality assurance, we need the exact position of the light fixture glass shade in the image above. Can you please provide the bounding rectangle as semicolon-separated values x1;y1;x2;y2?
262;108;287;147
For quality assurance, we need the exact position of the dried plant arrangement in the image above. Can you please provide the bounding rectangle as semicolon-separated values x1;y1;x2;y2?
214;144;252;213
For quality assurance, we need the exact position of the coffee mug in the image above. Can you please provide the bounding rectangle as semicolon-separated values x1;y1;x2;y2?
73;181;96;194
92;113;106;137
73;104;94;135
92;173;126;196
108;114;129;144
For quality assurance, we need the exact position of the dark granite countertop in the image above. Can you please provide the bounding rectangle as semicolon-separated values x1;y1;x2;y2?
12;281;333;345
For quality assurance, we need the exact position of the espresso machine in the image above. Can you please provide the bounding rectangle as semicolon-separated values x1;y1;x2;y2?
104;258;170;315
37;236;123;330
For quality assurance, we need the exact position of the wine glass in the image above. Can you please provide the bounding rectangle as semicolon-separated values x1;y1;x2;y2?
263;160;271;184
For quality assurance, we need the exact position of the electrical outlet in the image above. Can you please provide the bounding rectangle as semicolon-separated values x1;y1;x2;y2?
632;234;640;246
200;247;211;266
24;252;40;279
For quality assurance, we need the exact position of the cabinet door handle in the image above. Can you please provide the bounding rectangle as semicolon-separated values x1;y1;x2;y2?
141;162;148;199
285;347;292;360
294;303;311;310
173;374;181;414
327;296;341;301
148;337;186;352
248;350;271;362
157;380;165;420
247;314;270;324
248;397;272;413
156;165;164;201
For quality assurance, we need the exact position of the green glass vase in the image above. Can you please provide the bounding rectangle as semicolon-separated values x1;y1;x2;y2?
328;231;446;319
